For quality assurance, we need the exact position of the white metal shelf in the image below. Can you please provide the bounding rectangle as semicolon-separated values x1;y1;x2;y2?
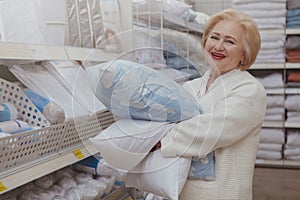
251;63;285;69
0;143;98;194
285;88;300;94
262;121;285;128
286;28;300;35
0;41;120;64
255;159;284;167
285;121;300;128
256;159;300;169
265;88;285;95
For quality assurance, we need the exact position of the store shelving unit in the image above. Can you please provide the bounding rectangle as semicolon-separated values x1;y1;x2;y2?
0;1;133;195
249;26;300;169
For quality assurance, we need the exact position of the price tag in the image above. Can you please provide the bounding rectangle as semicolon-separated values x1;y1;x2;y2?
0;181;8;192
72;149;84;159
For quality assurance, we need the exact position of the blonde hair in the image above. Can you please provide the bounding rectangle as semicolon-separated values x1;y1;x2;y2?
202;9;261;70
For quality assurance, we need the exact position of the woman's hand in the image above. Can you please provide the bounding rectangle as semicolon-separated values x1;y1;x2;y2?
150;141;161;152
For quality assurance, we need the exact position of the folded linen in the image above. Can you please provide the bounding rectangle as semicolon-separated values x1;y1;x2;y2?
286;130;300;146
285;155;300;161
285;95;300;111
260;128;285;144
266;95;285;108
258;143;282;151
264;114;284;121
256;73;284;89
265;107;285;115
257;149;282;160
284;146;300;156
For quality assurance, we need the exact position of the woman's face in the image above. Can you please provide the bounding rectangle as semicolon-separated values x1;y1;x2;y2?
204;20;245;75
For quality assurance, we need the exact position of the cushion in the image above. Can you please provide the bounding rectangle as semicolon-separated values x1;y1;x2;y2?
125;149;191;200
90;119;172;171
86;59;203;122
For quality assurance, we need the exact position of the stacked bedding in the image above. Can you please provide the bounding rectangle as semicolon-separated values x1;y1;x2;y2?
257;128;284;160
233;0;286;63
284;129;300;161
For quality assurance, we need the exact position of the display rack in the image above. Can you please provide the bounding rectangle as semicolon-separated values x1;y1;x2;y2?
248;27;300;168
0;0;133;196
0;92;115;194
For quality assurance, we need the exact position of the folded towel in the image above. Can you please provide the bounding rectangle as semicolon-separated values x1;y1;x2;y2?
257;149;282;160
286;130;300;146
258;143;282;151
260;128;285;144
233;2;286;11
265;107;285;115
256;73;284;89
264;113;284;121
284;146;300;156
266;95;285;108
285;95;300;111
285;155;300;161
288;71;300;82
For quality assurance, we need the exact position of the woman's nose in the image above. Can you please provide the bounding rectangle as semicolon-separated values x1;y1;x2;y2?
215;40;224;50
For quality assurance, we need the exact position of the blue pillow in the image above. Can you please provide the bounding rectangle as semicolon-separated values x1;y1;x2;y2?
88;59;203;122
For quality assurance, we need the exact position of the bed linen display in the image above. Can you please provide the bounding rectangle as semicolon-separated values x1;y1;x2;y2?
23;89;65;124
233;0;286;64
257;128;285;160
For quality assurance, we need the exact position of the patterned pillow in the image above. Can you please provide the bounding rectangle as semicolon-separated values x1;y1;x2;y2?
86;59;203;122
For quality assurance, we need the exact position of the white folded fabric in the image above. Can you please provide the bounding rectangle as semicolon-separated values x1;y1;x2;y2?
265;107;285;115
285;95;300;111
260;41;284;50
266;95;285;107
286;130;300;146
285;155;300;161
284;146;300;156
256;73;284;89
257;149;282;160
233;2;286;11
260;128;285;144
258;143;282;151
264;114;284;121
241;9;286;18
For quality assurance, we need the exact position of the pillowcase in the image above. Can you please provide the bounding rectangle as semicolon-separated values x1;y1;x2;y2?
86;59;203;122
125;149;191;200
90;119;172;171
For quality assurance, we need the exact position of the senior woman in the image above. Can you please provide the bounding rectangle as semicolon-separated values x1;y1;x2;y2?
159;9;266;200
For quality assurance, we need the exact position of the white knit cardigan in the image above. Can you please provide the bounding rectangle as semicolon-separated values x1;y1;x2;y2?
161;69;267;200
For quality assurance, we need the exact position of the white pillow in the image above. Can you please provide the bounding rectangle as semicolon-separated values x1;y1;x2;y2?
126;149;191;200
90;119;171;171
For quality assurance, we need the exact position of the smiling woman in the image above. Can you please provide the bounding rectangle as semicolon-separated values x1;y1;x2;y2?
157;9;267;200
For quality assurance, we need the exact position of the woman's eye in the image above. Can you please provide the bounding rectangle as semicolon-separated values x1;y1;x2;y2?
210;36;218;40
226;40;234;44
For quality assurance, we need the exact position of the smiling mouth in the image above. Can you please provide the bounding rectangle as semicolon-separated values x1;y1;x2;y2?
211;52;225;60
